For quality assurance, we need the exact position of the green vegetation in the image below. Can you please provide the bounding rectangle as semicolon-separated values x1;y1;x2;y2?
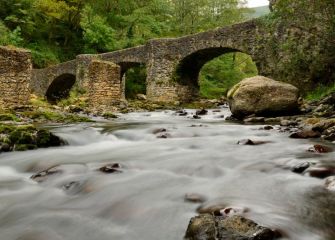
125;65;147;99
199;53;258;98
259;0;335;93
0;113;20;122
306;83;335;101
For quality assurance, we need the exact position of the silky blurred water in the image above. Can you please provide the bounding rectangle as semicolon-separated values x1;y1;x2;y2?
0;109;334;240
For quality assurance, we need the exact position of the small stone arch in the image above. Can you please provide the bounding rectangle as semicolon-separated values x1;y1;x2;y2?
118;62;147;99
46;73;76;103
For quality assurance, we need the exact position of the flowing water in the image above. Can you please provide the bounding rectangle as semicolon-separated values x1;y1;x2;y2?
0;108;334;240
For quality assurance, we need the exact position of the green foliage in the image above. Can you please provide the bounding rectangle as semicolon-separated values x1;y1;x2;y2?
306;83;335;101
57;87;87;108
260;0;335;92
199;53;258;98
0;113;20;122
125;65;147;99
80;6;116;53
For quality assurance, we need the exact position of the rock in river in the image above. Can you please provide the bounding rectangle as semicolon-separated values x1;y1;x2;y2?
227;76;299;119
184;214;279;240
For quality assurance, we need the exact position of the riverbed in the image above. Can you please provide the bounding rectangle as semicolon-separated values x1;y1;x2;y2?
0;108;334;240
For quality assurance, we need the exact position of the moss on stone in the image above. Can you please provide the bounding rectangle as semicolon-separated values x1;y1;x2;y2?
14;144;37;151
0;113;20;122
21;110;93;123
102;112;118;119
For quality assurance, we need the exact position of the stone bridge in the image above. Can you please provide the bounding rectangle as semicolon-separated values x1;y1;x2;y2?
31;19;269;108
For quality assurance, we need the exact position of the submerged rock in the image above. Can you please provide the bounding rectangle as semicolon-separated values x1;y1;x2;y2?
305;166;335;179
185;193;207;203
237;139;271;146
307;144;333;153
99;163;122;174
289;130;321;139
291;162;310;174
184;214;278;240
196;109;208;116
227;76;299;119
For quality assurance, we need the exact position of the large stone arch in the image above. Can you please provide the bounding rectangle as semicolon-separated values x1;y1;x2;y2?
173;47;246;100
145;20;262;102
45;73;76;103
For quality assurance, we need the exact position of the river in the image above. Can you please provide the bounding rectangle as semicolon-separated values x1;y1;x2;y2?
0;108;334;240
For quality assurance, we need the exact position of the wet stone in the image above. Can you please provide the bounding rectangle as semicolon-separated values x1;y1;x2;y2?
217;207;249;218
193;115;201;119
291;162;310;174
280;120;298;127
237;139;271;146
184;214;279;240
31;167;63;183
185;193;207;203
62;180;87;195
263;125;274;130
307;144;333;153
157;133;172;139
325;176;335;191
197;203;227;214
99;163;122;174
244;117;265;123
152;128;167;134
196;109;208;116
305;166;335;179
290;130;321;139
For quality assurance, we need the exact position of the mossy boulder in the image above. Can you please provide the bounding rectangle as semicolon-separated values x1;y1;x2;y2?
0;124;66;152
227;76;300;119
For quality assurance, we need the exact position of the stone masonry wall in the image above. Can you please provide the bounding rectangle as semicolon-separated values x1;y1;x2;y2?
0;46;31;109
88;60;122;111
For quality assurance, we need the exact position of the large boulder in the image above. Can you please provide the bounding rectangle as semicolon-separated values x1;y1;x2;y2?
227;76;299;119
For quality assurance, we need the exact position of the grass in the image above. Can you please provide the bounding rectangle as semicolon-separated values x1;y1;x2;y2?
305;83;335;101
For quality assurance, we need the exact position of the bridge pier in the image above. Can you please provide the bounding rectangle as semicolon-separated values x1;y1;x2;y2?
87;60;122;111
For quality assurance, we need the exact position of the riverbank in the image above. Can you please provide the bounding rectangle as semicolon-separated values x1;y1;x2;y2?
1;90;335;154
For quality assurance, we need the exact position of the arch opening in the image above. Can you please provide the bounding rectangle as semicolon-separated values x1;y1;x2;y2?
175;47;258;100
46;74;76;103
120;63;147;100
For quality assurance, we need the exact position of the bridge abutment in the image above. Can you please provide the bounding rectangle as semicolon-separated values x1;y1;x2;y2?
87;60;122;111
0;46;31;109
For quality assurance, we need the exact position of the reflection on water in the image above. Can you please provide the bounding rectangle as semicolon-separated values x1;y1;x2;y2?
0;109;334;240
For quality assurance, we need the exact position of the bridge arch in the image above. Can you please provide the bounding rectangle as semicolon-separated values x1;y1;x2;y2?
173;47;257;100
46;73;76;103
116;62;147;99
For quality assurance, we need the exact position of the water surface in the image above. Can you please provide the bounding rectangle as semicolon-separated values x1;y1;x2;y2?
0;109;334;240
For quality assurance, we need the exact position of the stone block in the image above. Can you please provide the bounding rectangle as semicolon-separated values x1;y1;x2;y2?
0;46;31;109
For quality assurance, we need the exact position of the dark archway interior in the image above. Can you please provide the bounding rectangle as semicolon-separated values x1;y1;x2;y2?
175;47;240;86
120;62;147;99
46;74;76;103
